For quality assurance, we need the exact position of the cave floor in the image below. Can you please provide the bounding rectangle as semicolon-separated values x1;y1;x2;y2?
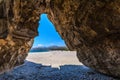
0;51;119;80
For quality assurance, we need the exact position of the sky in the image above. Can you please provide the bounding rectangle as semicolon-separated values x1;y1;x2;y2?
32;14;66;48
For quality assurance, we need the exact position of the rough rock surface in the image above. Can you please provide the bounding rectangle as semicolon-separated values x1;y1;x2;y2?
0;0;120;78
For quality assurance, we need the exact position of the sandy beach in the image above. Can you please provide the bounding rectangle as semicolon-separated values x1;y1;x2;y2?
27;51;82;68
0;51;118;80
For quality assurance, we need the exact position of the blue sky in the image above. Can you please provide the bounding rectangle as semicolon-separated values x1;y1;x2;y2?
32;14;66;47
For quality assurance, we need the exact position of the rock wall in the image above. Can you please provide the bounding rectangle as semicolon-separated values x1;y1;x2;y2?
0;0;120;78
0;0;38;73
48;0;120;77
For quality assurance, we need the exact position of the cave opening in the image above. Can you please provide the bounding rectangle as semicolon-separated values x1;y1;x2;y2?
27;14;80;68
30;14;67;52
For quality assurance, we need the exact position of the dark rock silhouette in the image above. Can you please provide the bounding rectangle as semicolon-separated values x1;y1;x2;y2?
0;61;118;80
0;0;120;77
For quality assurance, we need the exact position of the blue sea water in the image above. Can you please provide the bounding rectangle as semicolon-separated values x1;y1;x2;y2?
30;50;49;53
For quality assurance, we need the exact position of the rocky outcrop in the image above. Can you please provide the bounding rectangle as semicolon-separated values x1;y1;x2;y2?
48;0;120;77
0;0;36;73
0;0;120;78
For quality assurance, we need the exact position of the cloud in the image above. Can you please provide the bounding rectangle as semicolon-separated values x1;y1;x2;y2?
48;42;66;47
38;44;44;47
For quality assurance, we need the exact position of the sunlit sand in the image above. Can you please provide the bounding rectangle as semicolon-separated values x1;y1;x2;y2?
27;51;82;68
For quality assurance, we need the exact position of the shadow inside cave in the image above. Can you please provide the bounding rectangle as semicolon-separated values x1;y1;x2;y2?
0;61;117;80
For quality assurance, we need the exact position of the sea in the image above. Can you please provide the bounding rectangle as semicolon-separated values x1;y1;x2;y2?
30;50;49;53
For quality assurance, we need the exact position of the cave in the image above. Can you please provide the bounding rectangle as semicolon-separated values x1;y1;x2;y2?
0;0;120;78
